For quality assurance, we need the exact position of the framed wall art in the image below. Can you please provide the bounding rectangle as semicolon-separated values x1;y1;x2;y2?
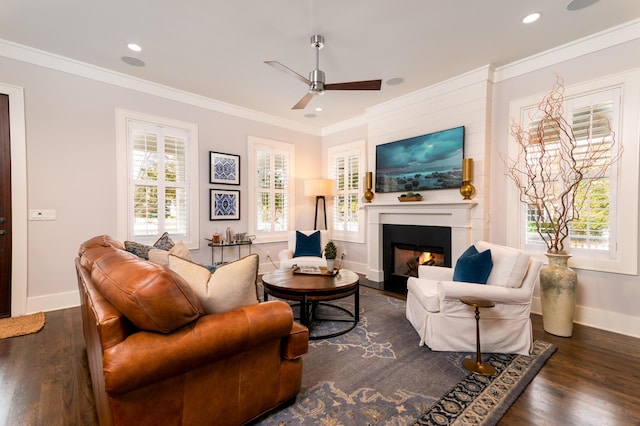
210;189;240;220
210;151;240;185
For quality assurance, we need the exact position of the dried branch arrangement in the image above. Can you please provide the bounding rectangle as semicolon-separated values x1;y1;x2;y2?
503;77;622;254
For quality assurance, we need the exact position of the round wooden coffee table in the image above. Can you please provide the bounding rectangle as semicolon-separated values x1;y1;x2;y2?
261;268;359;340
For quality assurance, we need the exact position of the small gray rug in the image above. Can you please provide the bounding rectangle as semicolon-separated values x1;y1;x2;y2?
255;288;555;425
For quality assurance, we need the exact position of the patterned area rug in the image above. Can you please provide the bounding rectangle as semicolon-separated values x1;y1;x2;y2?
255;288;556;425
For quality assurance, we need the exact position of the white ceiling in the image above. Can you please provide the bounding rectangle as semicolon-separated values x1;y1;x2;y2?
1;0;639;129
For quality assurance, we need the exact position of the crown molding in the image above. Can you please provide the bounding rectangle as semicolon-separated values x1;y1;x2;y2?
494;18;640;82
0;39;322;136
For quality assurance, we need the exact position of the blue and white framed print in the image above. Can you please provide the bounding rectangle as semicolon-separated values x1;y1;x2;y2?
210;189;240;220
209;151;240;185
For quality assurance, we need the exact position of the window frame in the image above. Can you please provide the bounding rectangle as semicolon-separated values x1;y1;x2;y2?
328;140;366;243
506;72;639;274
247;136;295;243
116;109;199;249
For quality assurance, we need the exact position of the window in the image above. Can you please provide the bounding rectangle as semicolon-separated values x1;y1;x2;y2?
521;90;619;256
247;136;295;242
116;110;199;248
329;140;365;243
507;72;639;274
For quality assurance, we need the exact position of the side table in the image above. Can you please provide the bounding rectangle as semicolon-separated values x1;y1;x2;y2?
460;296;496;376
205;239;252;265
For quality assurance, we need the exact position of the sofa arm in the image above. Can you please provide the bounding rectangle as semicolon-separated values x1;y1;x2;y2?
418;265;454;281
282;321;309;360
103;300;297;395
438;281;532;305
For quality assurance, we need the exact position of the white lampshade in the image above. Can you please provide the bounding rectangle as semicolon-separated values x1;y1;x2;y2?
304;179;336;197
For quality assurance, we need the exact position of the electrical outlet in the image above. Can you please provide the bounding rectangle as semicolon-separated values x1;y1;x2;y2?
342;251;347;258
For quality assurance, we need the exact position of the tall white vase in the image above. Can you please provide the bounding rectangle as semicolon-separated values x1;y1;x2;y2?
540;253;577;337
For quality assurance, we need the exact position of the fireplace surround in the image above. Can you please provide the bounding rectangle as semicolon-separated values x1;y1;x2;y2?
364;200;479;286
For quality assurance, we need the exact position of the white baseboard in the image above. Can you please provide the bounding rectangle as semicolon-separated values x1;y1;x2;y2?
27;290;80;313
532;296;640;339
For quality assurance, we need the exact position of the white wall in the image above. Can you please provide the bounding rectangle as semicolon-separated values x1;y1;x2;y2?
0;54;320;313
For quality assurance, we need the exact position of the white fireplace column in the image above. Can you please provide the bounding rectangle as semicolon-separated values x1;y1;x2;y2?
364;201;478;282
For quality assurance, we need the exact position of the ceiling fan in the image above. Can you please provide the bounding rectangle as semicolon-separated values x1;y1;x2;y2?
264;34;382;110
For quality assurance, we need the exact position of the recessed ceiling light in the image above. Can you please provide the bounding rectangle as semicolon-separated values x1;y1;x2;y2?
386;77;404;86
522;12;541;24
127;43;142;52
304;113;316;118
315;107;323;112
121;56;146;67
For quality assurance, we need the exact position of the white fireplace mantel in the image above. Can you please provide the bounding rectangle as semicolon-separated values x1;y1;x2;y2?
364;200;477;282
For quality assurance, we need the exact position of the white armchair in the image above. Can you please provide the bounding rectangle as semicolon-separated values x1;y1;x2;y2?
405;241;543;355
278;230;329;270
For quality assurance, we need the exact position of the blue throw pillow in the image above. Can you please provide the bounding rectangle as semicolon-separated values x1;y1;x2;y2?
293;231;322;258
453;245;493;284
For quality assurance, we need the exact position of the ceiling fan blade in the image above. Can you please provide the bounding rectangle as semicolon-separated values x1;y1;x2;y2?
292;93;314;110
325;79;382;91
264;61;310;85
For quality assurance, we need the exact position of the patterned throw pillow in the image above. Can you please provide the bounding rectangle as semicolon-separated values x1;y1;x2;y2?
124;233;175;260
153;232;175;251
124;241;154;260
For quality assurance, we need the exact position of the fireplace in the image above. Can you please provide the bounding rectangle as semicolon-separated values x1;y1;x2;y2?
383;224;452;294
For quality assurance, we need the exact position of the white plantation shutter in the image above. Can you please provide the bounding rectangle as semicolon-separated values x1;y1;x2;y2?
329;140;365;242
123;115;197;245
248;137;294;239
522;88;620;256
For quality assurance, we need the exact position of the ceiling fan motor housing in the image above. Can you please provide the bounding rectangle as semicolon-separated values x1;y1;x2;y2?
308;69;325;94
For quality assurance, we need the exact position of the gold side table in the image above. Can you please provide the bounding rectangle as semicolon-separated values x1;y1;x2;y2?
460;296;496;376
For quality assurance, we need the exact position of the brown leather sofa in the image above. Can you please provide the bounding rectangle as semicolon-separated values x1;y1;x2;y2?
75;235;308;426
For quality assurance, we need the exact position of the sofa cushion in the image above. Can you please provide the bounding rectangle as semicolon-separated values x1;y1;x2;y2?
293;231;322;258
148;240;192;267
168;254;259;314
91;248;204;333
475;241;530;288
453;245;493;284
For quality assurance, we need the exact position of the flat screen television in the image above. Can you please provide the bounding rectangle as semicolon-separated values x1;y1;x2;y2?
375;126;465;193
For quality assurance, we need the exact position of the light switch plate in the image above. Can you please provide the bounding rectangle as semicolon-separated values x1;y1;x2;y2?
29;209;56;221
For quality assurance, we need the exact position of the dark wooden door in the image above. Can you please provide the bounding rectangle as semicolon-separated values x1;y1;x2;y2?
0;94;11;318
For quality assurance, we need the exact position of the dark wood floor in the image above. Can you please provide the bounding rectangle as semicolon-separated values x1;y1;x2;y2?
1;288;639;425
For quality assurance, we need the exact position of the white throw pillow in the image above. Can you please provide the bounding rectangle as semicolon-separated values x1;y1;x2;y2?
475;241;530;288
168;254;259;314
148;240;192;267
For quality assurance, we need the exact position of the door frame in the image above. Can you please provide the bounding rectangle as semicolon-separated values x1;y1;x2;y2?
1;82;27;317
